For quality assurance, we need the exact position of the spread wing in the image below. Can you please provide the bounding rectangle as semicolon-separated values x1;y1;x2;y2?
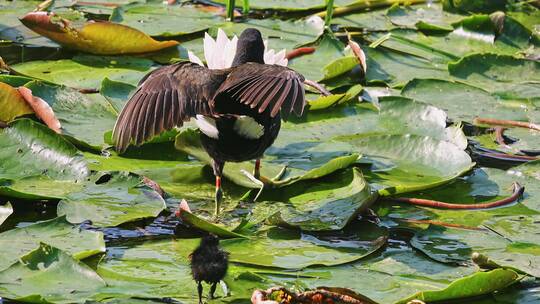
213;63;306;119
113;62;229;153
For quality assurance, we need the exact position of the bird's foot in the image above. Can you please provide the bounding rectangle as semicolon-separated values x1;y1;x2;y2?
213;187;223;221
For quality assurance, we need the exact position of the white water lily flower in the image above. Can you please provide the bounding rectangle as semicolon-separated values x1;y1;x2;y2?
187;28;288;69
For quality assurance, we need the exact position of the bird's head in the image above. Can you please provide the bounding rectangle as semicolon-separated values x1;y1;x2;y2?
231;28;265;67
200;233;220;247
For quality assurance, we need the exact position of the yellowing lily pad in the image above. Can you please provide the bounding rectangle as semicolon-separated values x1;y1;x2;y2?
20;11;178;55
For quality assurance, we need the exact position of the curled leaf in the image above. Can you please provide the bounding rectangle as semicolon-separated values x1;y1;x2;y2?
0;82;34;122
17;86;61;133
20;12;179;55
347;39;367;73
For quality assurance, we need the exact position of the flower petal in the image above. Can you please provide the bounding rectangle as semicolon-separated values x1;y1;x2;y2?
188;51;204;66
224;35;238;68
203;32;217;69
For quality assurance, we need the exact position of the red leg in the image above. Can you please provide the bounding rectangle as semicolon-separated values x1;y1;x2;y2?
254;159;261;179
215;176;223;217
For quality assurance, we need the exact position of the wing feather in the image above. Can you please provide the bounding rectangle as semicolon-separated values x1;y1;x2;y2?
214;63;305;120
113;62;229;153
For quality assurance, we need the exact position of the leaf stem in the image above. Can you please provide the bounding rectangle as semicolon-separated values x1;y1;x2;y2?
391;182;525;210
285;47;316;60
226;0;236;21
242;0;250;15
325;0;334;26
317;0;427;18
474;117;540;132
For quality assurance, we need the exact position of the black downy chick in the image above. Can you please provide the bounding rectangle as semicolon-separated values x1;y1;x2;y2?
190;234;229;304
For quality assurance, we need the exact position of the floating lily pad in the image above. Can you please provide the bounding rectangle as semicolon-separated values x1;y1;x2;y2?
11;55;152;89
0;216;105;271
264;169;377;231
401;78;534;122
396;268;520;304
365;45;449;87
111;3;222;37
0;243;106;303
448;53;540;100
57;171;166;227
25;81;118;149
411;224;540;277
341;134;474;195
0;119;89;182
223;222;388;269
387;3;464;31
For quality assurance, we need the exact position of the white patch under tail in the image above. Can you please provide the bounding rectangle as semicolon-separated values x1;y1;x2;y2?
233;116;264;139
195;115;219;139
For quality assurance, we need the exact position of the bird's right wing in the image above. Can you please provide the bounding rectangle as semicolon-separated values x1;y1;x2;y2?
113;62;229;153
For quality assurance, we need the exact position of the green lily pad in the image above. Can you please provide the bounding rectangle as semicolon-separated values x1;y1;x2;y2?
11;55;152;89
223;222;388;269
218;18;322;54
0;0;41;31
99;77;136;113
365;45;449;87
0;119;89;181
411;224;540;277
448;53;540;100
401;78;535;122
387;3;465;31
289;33;347;82
396;268;520;304
111;3;222;37
0;176;84;200
25;81;118;149
0;216;105;271
0;201;12;227
333;7;395;32
264;169;377;231
57;171;166;227
341;134;474;195
0;243;106;303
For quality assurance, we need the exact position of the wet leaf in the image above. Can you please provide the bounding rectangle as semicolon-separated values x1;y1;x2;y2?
11;55;152;89
264;169;378;231
0;243;106;303
0;216;105;271
25;81;118;149
397;269;520;303
21;11;179;55
0;119;89;182
223;222;388;269
111;2;222;37
57;171;166;227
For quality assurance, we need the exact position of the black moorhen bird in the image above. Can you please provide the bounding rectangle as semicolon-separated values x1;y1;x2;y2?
113;28;306;216
190;234;229;304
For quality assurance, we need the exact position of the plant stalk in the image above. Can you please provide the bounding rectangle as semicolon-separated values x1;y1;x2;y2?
226;0;236;21
324;0;334;26
317;0;427;18
242;0;250;15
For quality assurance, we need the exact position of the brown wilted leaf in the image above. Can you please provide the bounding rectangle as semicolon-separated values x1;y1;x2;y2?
347;39;367;74
17;87;61;133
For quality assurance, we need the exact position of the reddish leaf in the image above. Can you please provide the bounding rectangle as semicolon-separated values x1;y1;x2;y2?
17;87;61;133
20;12;179;55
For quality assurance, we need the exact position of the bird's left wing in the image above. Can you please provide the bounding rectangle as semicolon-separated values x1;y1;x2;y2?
113;62;229;153
212;63;306;119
